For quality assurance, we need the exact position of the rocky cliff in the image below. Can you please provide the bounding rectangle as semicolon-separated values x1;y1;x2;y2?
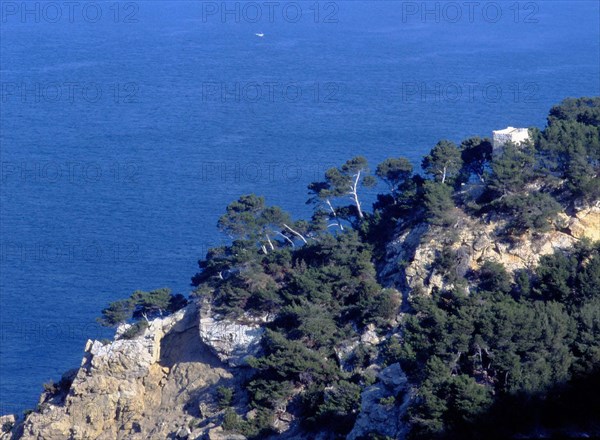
4;204;598;440
6;303;241;440
380;204;600;297
5;299;410;440
346;363;410;440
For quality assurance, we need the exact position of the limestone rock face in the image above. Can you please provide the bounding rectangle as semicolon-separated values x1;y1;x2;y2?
207;426;247;439
381;206;599;297
198;299;265;367
347;363;410;440
16;303;233;440
9;204;598;440
569;205;600;241
0;415;16;440
360;324;380;346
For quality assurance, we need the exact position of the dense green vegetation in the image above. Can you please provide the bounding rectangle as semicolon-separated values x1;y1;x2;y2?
394;241;600;438
192;228;400;437
97;288;187;338
97;97;600;438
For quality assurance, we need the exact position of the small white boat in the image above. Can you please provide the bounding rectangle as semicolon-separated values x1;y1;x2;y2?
255;33;265;37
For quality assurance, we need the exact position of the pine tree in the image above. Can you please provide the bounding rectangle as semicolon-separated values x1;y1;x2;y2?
422;140;463;184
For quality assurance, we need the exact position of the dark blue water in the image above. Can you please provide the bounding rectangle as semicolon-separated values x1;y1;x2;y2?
1;1;599;414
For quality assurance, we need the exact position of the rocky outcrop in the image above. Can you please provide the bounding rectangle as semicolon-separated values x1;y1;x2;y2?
14;303;235;440
381;206;600;296
7;203;597;440
206;427;247;440
198;299;265;367
567;204;600;241
0;415;16;440
347;363;410;440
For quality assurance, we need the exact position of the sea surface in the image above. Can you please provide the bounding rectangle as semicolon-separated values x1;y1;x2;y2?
1;0;599;414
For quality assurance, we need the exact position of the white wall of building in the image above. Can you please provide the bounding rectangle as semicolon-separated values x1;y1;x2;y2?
492;127;530;152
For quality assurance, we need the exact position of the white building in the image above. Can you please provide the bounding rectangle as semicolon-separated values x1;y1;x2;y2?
492;127;530;152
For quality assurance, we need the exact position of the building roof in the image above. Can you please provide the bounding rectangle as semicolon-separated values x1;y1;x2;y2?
493;127;528;135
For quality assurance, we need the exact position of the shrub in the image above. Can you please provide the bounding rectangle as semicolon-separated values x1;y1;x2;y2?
1;421;13;433
43;380;59;395
245;379;293;409
382;337;403;366
222;408;241;431
131;288;188;320
315;380;362;433
488;142;536;196
96;299;133;327
433;246;462;284
42;373;73;397
362;288;402;327
98;289;188;330
423;181;455;226
379;395;396;407
477;261;512;294
120;320;148;340
216;386;234;409
500;192;562;234
350;344;377;369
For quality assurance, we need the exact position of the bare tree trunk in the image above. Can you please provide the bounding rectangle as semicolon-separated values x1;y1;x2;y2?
441;166;447;184
326;199;344;230
276;231;295;247
265;234;275;251
282;223;308;244
261;244;268;254
350;170;364;219
451;351;462;375
390;183;398;205
483;348;492;370
474;344;483;372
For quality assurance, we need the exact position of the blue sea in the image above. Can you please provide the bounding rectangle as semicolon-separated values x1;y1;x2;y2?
1;1;599;414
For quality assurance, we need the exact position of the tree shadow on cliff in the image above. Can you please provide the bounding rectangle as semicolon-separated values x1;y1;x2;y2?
182;373;254;429
159;311;222;369
158;309;236;422
157;312;256;426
